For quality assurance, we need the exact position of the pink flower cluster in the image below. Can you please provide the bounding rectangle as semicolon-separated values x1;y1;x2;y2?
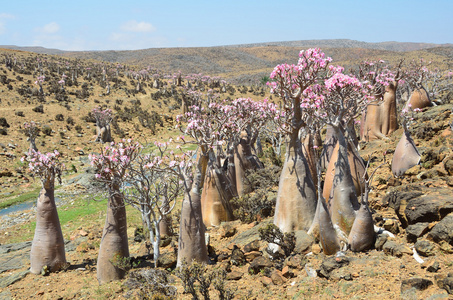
92;107;113;127
89;139;142;183
269;48;331;98
21;149;63;184
35;75;45;85
23;121;39;138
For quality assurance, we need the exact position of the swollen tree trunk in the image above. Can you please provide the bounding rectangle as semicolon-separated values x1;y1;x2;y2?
30;179;66;274
96;125;112;143
273;134;317;233
406;87;431;110
361;82;399;141
234;131;261;196
348;182;375;252
177;163;209;267
323;140;367;201
391;129;421;177
301;133;318;189
308;164;340;256
97;187;129;284
29;137;38;152
320;125;337;170
159;207;173;237
201;162;235;227
328;125;359;235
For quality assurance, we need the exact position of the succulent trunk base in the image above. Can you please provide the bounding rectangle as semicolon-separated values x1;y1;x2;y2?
30;183;66;274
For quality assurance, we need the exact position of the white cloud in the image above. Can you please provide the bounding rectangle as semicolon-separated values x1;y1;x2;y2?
35;22;60;34
120;20;155;33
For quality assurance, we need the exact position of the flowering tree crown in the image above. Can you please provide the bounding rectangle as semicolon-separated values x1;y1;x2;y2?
22;149;63;185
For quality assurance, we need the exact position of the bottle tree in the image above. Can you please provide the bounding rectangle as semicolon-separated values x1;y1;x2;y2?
92;107;113;143
268;48;331;232
89;139;141;284
22;150;66;274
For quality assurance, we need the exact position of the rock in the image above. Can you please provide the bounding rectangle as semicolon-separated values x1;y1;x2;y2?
248;256;273;275
427;261;441;273
401;277;433;293
217;251;229;262
311;243;321;254
281;265;294;278
230;246;246;266
137;241;152;257
0;270;29;288
443;277;453;294
382;190;423;228
243;240;260;253
244;251;262;262
374;233;388;251
317;256;350;279
387;177;401;187
382;241;412;257
439;241;453;254
406;222;430;243
0;290;11;300
383;219;400;234
226;270;243;280
270;269;287;285
220;222;237;238
260;276;273;287
285;254;307;270
79;229;88;237
405;196;453;225
231;218;272;247
294;230;314;254
0;241;32;254
158;252;177;269
160;236;172;248
445;159;453;176
414;240;435;257
428;213;453;245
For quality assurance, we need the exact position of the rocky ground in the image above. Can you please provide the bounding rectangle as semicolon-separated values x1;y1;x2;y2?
0;103;452;299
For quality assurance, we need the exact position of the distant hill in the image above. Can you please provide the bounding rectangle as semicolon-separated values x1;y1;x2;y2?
2;39;451;84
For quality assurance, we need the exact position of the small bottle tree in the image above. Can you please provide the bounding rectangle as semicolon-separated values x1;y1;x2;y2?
23;121;39;152
22;150;66;274
92;107;113;143
89;139;141;284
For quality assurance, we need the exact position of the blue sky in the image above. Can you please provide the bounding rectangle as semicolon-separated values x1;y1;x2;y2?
1;0;452;51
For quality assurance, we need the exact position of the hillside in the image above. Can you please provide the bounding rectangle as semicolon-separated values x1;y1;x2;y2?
2;39;452;83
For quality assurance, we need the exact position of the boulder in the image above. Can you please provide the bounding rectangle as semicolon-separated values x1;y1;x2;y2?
294;230;314;254
406;222;430;243
230;247;246;266
243;240;261;253
405;196;453;225
270;269;287;285
317;256;350;279
159;252;177;269
248;256;273;275
226;270;243;280
382;240;412;257
414;240;435;257
428;213;453;245
401;277;433;293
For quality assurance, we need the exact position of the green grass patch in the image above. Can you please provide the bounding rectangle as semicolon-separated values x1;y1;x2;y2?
4;189;147;244
0;188;41;210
